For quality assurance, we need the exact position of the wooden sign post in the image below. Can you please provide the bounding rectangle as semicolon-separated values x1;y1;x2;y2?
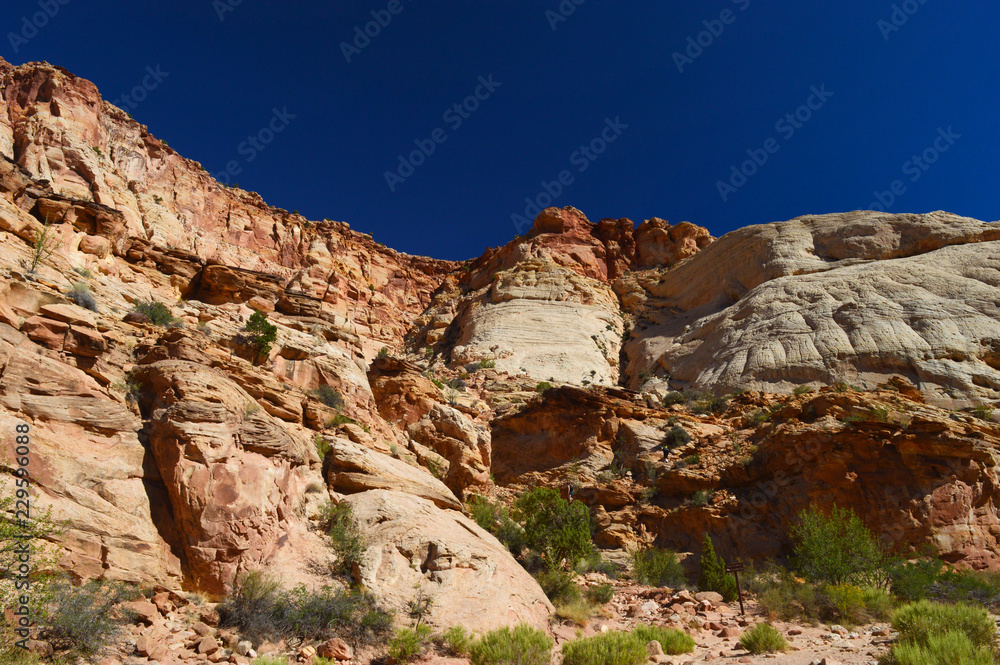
725;561;745;616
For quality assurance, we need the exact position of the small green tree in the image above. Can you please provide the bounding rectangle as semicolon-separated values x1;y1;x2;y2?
27;218;59;275
514;487;593;569
697;533;737;602
245;310;278;361
791;503;888;587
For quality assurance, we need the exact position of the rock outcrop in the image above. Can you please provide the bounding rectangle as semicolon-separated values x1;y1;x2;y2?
344;490;554;633
623;211;1000;405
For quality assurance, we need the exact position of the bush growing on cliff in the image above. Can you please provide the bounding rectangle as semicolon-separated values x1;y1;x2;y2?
245;310;278;360
311;385;345;410
323;503;365;581
132;298;177;326
67;282;98;312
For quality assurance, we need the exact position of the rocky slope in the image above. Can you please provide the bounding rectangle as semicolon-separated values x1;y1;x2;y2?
1;55;1000;663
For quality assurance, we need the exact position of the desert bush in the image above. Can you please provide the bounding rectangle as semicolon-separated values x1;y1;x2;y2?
561;630;647;665
631;625;695;654
791;503;889;587
466;494;525;556
631;547;686;587
388;624;432;662
377;347;390;359
738;623;787;654
245;310;278;360
536;381;553;393
891;600;995;650
252;657;287;665
584;583;614;605
37;578;138;657
67;282;98;312
886;630;993;665
217;572;392;646
441;625;473;656
793;385;815;396
514;487;593;569
469;623;553;665
691;393;729;415
311;385;345;410
691;490;710;506
575;550;620;579
890;558;944;601
662;425;690;449
825;583;866;624
749;562;894;625
132;298;176;326
324;503;364;580
27;219;58;274
661;391;687;406
747;409;770;426
536;569;581;605
313;434;331;460
697;533;738;602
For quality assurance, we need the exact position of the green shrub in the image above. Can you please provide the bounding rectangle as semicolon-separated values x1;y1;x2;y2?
561;631;647;665
67;282;98;312
252;657;287;665
311;385;345;410
697;533;738;602
314;434;331;460
691;393;729;415
888;630;993;665
388;624;432;662
576;550;620;579
245;310;278;360
890;558;945;601
467;494;525;556
27;218;58;275
217;572;392;646
377;347;390;359
791;503;889;587
825;583;866;624
477;359;496;370
662;425;691;449
514;487;593;569
536;381;553;393
631;547;686;587
441;625;473;656
536;569;582;605
691;490;710;506
37;578;138;657
747;409;770;426
891;600;995;650
133;298;176;326
793;385;815;396
631;624;695;654
738;623;787;654
662;391;687;406
584;583;614;604
469;623;553;665
325;503;364;580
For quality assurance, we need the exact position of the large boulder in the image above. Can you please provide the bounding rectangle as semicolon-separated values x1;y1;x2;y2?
344;490;553;633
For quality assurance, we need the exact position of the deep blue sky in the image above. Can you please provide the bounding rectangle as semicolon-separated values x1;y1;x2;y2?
5;1;999;260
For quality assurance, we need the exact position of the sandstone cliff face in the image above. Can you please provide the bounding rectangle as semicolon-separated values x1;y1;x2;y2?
623;211;1000;405
3;55;1000;632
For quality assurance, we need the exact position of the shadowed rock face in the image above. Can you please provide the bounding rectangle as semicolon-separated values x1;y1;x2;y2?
4;54;1000;616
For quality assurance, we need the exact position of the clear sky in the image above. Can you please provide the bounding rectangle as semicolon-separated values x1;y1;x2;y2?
5;1;999;260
